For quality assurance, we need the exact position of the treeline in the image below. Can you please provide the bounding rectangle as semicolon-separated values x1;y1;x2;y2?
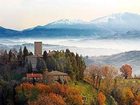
0;47;33;66
0;47;86;81
43;49;86;80
0;46;33;81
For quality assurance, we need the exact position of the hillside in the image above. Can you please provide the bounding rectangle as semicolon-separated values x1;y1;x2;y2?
84;51;140;74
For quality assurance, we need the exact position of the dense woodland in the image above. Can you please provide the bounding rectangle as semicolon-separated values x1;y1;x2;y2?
0;47;86;105
0;47;140;105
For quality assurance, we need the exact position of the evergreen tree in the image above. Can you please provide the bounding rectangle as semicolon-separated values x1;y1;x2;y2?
29;52;33;55
17;47;23;66
43;51;48;61
36;58;47;73
23;46;28;60
64;56;74;79
28;61;32;73
76;54;86;80
66;49;70;54
43;49;86;81
8;50;12;62
23;46;28;66
18;47;22;58
46;56;57;71
3;50;8;63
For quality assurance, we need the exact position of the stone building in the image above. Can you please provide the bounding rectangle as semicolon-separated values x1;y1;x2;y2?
43;70;70;84
26;55;38;71
25;41;47;71
34;42;42;57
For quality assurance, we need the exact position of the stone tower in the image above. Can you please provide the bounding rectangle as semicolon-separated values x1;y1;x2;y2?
34;42;42;57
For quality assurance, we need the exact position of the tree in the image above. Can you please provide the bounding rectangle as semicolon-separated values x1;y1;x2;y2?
43;51;48;61
85;65;102;90
66;49;70;54
120;64;132;79
85;65;118;93
64;56;73;79
42;50;86;80
121;87;134;104
101;65;118;94
3;50;8;63
8;50;12;62
36;58;47;73
102;65;118;79
16;83;83;105
97;91;106;105
76;54;86;80
46;56;57;71
28;93;66;105
27;61;32;73
23;46;28;60
17;47;23;66
0;64;13;81
132;101;140;105
18;47;22;57
28;52;33;56
23;46;29;66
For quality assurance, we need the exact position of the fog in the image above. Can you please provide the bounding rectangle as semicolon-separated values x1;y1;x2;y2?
0;38;140;56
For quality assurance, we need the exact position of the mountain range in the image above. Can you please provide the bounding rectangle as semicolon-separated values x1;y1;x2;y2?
1;12;140;39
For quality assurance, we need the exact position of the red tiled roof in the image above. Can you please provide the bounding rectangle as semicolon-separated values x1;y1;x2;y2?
26;73;43;78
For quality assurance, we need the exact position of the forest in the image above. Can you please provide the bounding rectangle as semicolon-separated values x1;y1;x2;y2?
0;47;139;105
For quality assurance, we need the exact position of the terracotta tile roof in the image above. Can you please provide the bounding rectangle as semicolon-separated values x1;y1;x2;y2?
26;73;43;78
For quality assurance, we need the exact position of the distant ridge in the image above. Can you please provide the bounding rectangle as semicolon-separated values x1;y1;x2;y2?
84;50;140;74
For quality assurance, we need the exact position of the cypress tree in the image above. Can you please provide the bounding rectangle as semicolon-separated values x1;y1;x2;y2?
29;52;33;55
36;58;47;73
28;61;32;73
8;50;12;62
23;46;28;66
17;47;23;66
23;46;28;60
3;50;8;63
43;51;48;61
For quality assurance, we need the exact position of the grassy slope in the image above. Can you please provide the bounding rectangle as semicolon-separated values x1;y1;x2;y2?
68;79;140;105
68;81;95;105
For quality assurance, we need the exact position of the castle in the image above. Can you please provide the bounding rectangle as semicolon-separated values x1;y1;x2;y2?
26;42;43;71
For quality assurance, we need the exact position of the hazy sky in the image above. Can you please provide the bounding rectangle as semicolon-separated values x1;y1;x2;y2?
0;0;140;30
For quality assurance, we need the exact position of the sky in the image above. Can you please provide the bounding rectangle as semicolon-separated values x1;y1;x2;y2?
0;0;140;30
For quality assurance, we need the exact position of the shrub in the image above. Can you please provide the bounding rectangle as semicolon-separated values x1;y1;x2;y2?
97;91;106;105
28;93;66;105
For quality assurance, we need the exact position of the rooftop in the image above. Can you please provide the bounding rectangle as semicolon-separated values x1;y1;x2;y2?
46;71;68;76
26;73;43;78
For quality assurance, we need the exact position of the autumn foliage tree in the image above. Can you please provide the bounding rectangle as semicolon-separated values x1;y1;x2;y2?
16;83;83;105
122;87;134;104
85;65;118;93
100;65;118;94
29;93;66;105
97;91;106;105
85;65;102;90
120;64;132;79
133;101;140;105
